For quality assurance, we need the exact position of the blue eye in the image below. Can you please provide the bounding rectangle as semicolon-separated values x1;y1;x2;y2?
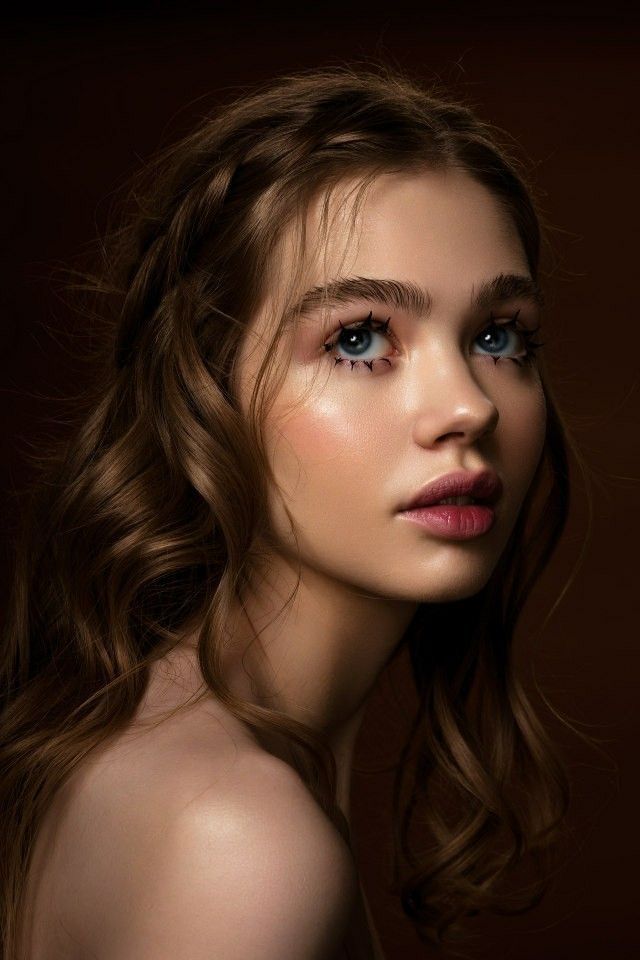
322;311;395;372
472;311;545;367
322;309;544;373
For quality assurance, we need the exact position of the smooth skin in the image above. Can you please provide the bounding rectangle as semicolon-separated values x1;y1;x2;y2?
21;170;546;960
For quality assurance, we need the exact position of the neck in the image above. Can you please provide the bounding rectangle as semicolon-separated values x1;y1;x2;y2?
215;552;419;826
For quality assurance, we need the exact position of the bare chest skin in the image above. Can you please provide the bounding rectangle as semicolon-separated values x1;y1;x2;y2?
19;704;387;960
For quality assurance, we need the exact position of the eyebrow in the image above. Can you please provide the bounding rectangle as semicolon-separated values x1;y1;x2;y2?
288;272;545;321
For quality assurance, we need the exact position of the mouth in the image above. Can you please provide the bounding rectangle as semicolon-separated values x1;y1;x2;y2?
421;495;482;506
399;469;503;512
399;500;497;540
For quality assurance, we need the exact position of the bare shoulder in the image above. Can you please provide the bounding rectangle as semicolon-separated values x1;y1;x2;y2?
49;701;356;960
101;748;358;959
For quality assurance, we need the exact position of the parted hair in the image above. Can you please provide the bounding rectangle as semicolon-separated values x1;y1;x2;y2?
1;64;591;956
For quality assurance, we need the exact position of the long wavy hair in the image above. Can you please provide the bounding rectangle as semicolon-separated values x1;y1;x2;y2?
2;64;593;957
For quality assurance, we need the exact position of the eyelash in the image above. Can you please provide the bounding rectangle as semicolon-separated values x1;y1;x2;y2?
321;309;545;372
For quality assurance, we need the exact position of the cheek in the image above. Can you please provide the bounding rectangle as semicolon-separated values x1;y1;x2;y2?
265;396;388;502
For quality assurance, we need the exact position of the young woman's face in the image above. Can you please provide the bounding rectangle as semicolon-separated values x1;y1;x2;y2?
237;170;547;602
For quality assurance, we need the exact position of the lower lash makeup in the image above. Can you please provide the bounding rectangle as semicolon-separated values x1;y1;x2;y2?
322;308;545;372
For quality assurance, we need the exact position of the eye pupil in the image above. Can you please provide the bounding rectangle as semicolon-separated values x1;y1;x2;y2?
481;324;509;352
341;329;371;354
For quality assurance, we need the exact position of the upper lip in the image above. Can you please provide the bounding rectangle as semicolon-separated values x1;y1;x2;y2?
399;469;503;510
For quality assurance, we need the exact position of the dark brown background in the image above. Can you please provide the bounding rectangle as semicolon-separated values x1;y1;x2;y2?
2;4;639;958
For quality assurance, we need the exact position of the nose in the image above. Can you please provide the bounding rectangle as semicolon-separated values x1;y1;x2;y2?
410;352;499;448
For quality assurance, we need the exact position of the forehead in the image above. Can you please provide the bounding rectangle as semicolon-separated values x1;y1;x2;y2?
301;168;527;283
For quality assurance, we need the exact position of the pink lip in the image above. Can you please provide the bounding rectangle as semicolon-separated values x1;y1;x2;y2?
400;469;502;512
400;504;495;540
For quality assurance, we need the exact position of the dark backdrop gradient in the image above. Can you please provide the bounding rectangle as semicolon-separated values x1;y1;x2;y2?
2;5;639;958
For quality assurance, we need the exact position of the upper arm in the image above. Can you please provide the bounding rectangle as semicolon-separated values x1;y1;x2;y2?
108;757;358;960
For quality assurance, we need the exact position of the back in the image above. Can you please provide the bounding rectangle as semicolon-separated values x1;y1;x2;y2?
19;696;359;960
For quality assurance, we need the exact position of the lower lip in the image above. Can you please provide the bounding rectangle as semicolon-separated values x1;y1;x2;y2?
399;504;496;540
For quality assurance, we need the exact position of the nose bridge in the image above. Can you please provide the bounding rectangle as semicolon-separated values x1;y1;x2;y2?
410;344;499;444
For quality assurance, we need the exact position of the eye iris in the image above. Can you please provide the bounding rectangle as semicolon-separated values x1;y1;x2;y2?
340;329;371;355
480;325;509;353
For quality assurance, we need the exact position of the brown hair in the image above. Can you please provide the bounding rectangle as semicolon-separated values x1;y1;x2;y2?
1;64;593;956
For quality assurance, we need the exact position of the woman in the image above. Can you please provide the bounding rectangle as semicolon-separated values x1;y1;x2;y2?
2;65;582;959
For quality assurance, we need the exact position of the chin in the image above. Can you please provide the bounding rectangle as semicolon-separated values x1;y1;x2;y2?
433;582;488;603
404;570;494;604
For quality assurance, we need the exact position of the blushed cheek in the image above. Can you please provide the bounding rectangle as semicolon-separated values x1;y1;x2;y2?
267;396;368;471
264;395;390;532
262;409;347;547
